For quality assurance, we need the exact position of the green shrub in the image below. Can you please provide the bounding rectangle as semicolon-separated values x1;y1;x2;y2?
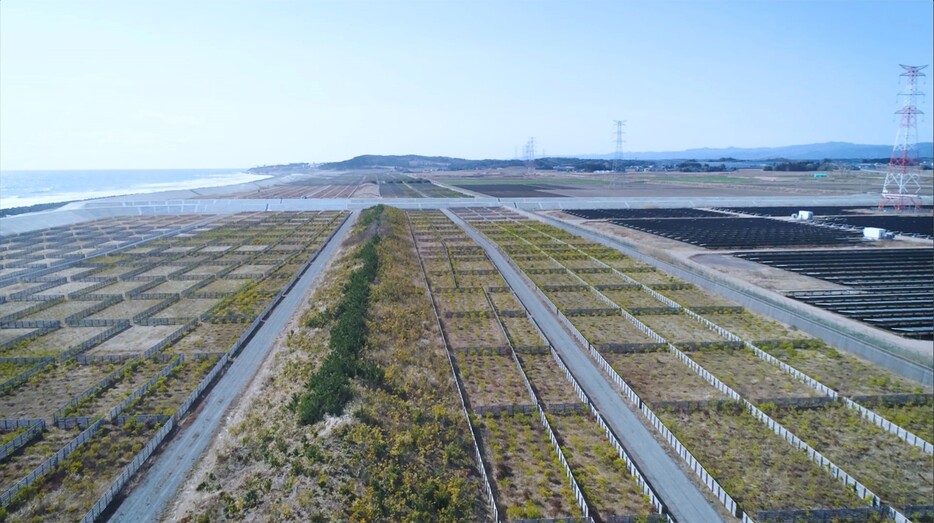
295;217;383;426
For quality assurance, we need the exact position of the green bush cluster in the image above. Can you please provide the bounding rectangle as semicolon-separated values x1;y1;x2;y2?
293;210;384;426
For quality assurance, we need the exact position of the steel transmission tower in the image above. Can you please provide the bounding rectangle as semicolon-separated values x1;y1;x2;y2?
613;120;626;173
524;137;536;174
880;64;927;210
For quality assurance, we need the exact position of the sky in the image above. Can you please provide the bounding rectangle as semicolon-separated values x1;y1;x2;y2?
1;0;932;170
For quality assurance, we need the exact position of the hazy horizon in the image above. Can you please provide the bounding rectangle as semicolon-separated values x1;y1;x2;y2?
2;0;932;170
3;138;932;172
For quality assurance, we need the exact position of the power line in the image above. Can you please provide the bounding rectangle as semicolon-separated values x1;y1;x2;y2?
524;137;536;173
880;64;927;211
613;120;626;173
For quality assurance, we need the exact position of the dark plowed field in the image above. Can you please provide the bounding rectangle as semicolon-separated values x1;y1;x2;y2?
454;183;568;198
819;215;934;239
567;208;728;219
609;217;863;249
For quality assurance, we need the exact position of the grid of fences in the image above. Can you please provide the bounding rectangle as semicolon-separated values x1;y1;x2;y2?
179;277;215;298
106;356;182;421
60;321;131;361
0;319;61;329
8;278;67;300
0;356;48;366
144;321;197;359
113;414;171;426
173;352;230;423
74;318;128;328
671;334;909;520
79;273;123;283
136;292;182;301
67;279;117;299
187;290;236;300
225;271;269;280
755;506;888;523
142;317;194;326
131;295;180;324
467;216;763;522
54;416;96;430
512;345;550;354
0;418;105;508
118;264;157;281
65;296;123;325
1;216;217;291
123;278;165;298
455;213;673;522
76;323;195;367
537;210;934;378
682;296;934;454
472;404;535;417
0;358;54;393
408;218;500;522
53;360;143;426
2;213;350;519
522;213;934;456
605;516;669;523
574;269;893;521
72;293;122;302
10;293;61;303
0;325;58;353
79;417;175;523
596;342;666;354
452;346;511;356
0;419;45;461
0;418;44;430
514;289;670;519
514;231;912;522
0;297;64;321
494;302;593;522
543;402;589;414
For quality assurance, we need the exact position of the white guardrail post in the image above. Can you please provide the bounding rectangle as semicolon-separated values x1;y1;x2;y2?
458;211;922;522
516;211;934;456
453;211;678;522
405;213;500;522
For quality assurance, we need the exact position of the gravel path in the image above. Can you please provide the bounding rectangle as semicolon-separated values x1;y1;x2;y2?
109;211;356;523
445;209;727;523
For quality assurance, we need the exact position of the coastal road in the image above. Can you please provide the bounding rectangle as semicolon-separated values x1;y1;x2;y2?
110;211;357;523
444;209;728;523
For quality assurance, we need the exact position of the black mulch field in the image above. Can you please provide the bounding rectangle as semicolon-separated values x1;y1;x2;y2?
566;208;728;219
714;206;871;216
608;217;863;249
453;183;570;198
736;248;933;339
818;215;934;239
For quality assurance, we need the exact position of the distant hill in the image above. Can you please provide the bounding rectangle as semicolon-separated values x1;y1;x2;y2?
252;142;934;174
318;155;525;171
583;141;934;161
247;162;314;175
316;155;663;172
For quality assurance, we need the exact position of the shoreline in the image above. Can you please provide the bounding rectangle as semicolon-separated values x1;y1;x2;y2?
0;170;314;216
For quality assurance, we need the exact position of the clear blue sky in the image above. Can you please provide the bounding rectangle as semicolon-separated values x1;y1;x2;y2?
1;0;932;169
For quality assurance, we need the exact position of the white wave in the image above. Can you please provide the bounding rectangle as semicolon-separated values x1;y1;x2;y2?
0;172;272;210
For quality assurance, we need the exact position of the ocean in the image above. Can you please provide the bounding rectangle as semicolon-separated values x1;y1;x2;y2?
0;168;272;210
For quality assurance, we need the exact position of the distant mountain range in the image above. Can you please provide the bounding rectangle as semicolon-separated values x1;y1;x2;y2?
249;142;934;174
582;141;934;161
316;155;524;171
